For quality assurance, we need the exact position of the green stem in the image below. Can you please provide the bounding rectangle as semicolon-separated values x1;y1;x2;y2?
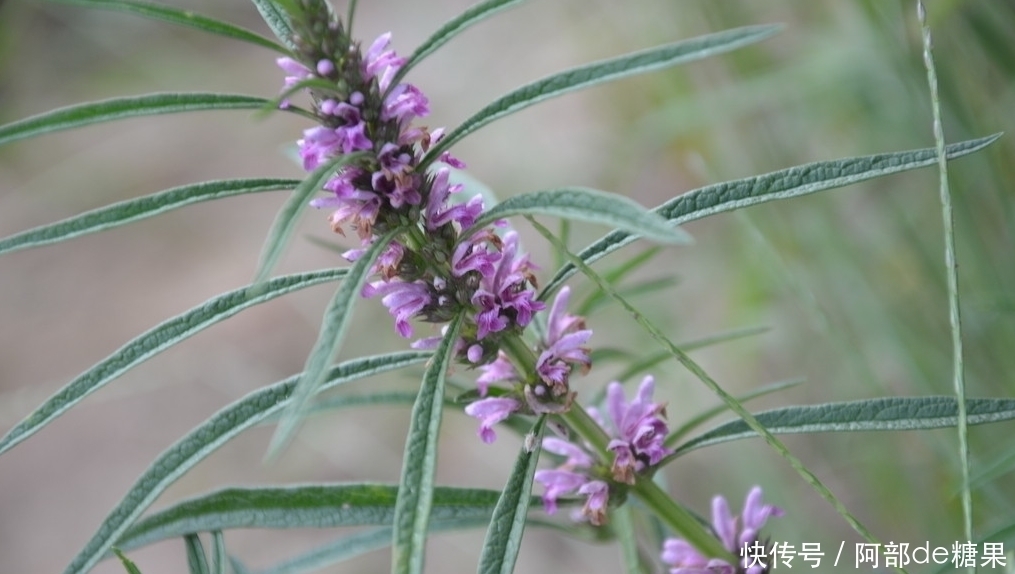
632;478;733;562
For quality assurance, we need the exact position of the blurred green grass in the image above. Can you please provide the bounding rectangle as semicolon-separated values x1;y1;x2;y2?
1;0;1013;572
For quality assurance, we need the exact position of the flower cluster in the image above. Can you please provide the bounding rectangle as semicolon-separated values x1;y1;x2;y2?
277;0;590;436
533;376;671;525
661;487;783;574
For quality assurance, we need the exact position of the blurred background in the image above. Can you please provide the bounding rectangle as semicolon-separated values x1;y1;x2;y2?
1;0;1013;572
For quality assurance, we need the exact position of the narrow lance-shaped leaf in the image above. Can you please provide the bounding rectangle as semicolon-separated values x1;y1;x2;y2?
421;25;781;168
0;268;347;457
464;188;691;246
268;227;404;457
63;352;427;574
111;550;142;574
249;0;297;51
392;314;465;574
53;0;288;54
210;531;226;574
254;154;363;285
541;134;1002;298
0;178;297;257
116;485;510;552
673;396;1015;456
259;517;493;574
478;416;546;574
392;0;529;86
185;534;210;574
0;93;280;147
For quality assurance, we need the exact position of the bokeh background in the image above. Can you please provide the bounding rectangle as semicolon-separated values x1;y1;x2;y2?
1;0;1013;572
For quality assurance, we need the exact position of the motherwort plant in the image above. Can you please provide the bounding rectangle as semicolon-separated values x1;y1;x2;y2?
0;1;1007;573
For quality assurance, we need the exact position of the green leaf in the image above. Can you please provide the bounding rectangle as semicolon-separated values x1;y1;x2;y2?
478;417;545;574
62;352;427;574
249;0;297;51
260;518;491;574
393;0;529;86
112;549;143;574
53;0;287;54
0;268;347;457
0;93;277;147
0;178;297;257
254;155;362;284
421;25;781;168
465;188;691;245
392;314;464;574
185;534;210;574
268;227;403;457
665;378;803;447
284;391;420;420
674;396;1015;456
116;485;508;552
210;532;226;574
541;134;1003;298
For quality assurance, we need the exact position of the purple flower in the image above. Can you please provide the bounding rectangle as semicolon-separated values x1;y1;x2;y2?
474;352;518;396
471;231;545;339
603;376;670;483
534;286;592;388
362;32;405;92
310;168;381;239
298;126;344;171
661;487;783;574
276;57;312;108
329;102;373;153
425;168;483;230
382;83;430;125
451;230;500;278
533;469;588;515
534;437;610;525
464;397;520;443
362;279;431;338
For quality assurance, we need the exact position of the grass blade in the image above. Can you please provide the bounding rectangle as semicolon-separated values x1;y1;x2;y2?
919;0;972;555
467;187;691;245
0;178;297;257
54;0;287;54
391;314;464;574
0;268;347;457
0;93;278;147
63;352;426;574
421;25;781;168
477;416;545;574
267;227;403;458
541;135;1002;298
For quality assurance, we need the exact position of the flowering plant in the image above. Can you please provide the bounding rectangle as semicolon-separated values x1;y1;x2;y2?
0;1;1011;573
